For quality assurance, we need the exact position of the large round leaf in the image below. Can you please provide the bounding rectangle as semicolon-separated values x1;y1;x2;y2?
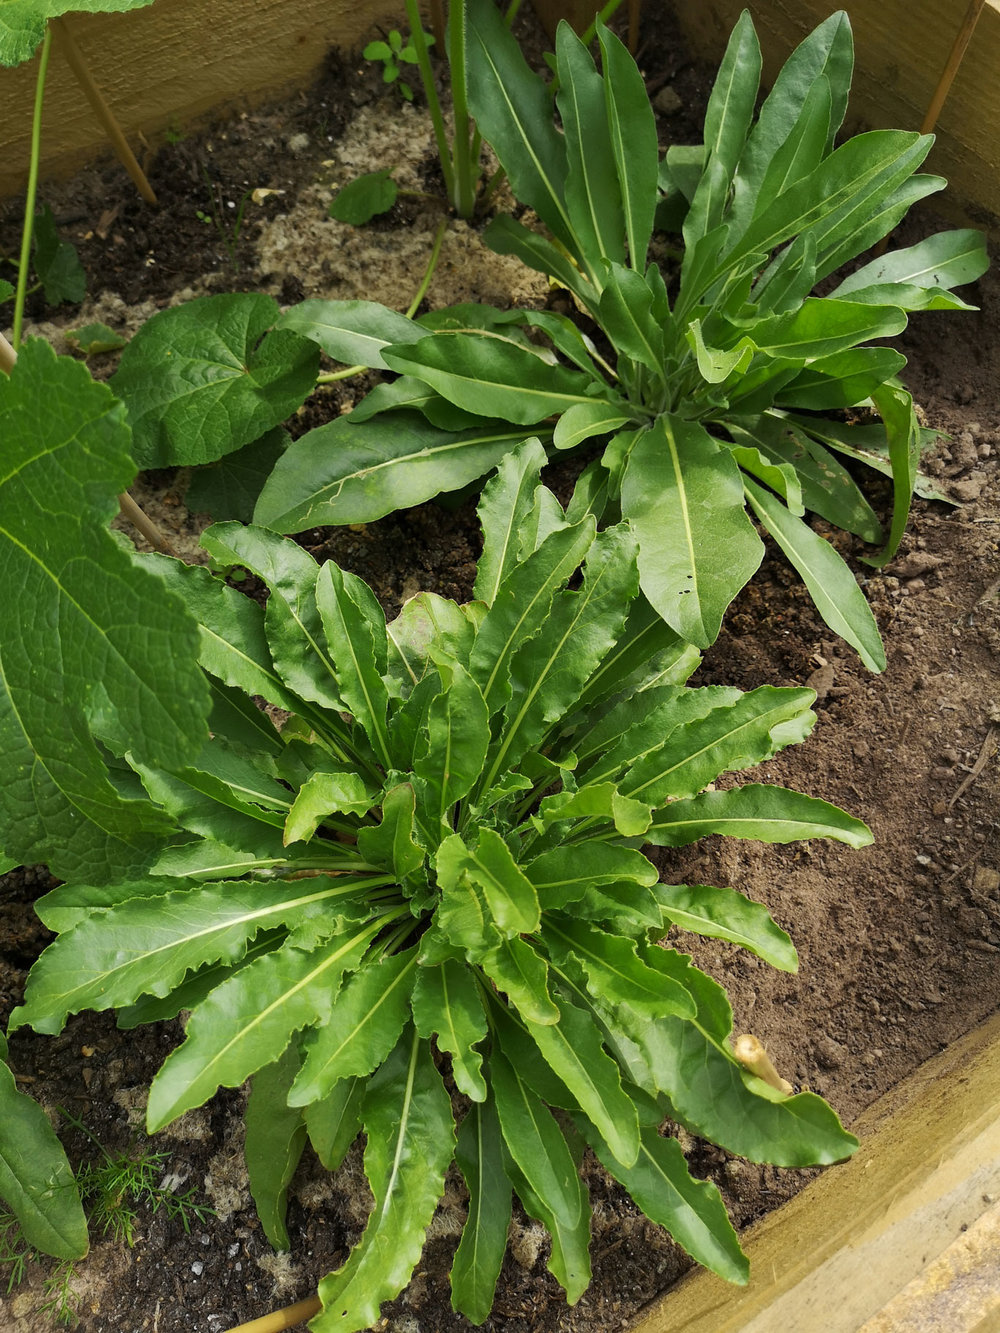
111;293;319;468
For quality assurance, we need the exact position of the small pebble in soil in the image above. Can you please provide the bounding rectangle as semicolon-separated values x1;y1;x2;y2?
191;1261;204;1276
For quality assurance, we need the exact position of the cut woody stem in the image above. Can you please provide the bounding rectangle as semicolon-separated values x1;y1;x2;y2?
0;331;175;554
733;1034;794;1096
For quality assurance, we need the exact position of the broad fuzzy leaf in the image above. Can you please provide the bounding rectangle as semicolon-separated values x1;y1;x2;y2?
0;341;207;880
112;294;319;468
0;0;155;67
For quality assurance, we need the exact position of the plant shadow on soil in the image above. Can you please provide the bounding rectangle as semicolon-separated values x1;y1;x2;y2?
1;7;999;1332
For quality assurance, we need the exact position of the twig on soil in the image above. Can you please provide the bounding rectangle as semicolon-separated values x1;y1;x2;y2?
948;725;998;809
224;1294;322;1333
733;1034;794;1095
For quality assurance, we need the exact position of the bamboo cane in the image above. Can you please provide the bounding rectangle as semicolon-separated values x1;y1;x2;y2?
51;15;157;205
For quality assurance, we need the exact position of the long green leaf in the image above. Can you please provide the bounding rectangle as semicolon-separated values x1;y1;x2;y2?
645;782;873;848
474;438;550;605
620;685;816;805
621;417;763;647
584;1119;748;1283
316;560;391;764
290;948;418;1106
632;973;857;1166
411;958;488;1101
0;1048;88;1259
275;299;422;368
383;332;597;424
744;478;886;670
555;22;625;274
451;1097;511;1322
254;411;527;532
244;1043;307;1249
522;992;639;1168
654;883;798;972
490;1051;591;1302
597;20;658;268
13;876;373;1034
146;927;380;1130
464;0;573;247
312;1031;455;1332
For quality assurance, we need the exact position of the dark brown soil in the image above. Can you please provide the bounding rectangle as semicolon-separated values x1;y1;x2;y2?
1;6;999;1332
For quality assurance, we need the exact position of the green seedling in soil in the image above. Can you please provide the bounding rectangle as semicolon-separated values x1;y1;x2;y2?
196;172;255;267
363;25;431;101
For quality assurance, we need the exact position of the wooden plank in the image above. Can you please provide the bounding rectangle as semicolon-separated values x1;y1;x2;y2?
670;0;1000;227
630;1008;1000;1332
0;0;398;197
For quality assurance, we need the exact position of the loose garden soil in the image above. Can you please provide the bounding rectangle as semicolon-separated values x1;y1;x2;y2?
1;7;999;1331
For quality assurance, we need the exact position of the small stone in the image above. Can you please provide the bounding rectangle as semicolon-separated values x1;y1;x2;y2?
286;132;310;155
191;1261;204;1276
813;1036;846;1070
654;86;683;115
893;551;944;579
952;476;984;502
915;853;932;866
973;865;1000;895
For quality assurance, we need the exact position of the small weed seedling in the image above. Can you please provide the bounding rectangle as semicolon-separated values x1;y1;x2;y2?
363;26;431;101
0;1111;213;1326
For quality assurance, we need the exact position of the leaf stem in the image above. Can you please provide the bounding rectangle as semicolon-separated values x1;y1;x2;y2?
405;216;448;317
13;28;52;350
406;0;456;205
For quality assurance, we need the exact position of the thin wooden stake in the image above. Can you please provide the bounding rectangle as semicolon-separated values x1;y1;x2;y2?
874;0;985;256
920;0;987;136
225;1295;322;1333
117;490;176;554
734;1034;794;1095
51;15;157;206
